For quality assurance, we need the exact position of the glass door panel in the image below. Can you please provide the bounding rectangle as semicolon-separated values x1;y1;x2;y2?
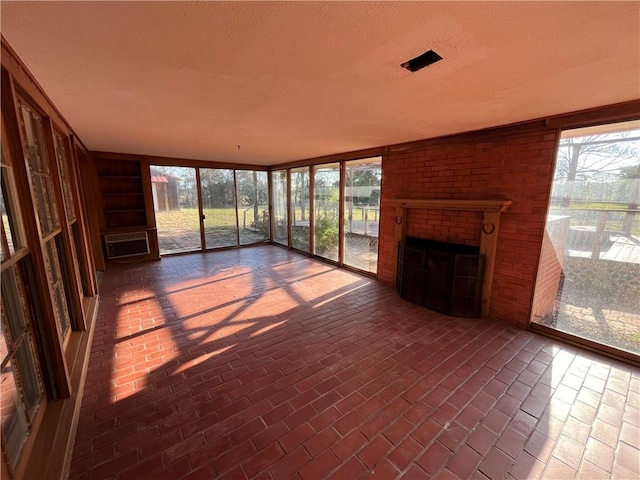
151;166;201;254
236;170;270;245
313;164;340;262
291;167;310;252
272;170;288;246
344;158;381;273
200;168;238;249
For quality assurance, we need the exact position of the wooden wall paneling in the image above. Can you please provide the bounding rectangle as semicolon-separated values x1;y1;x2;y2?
139;157;160;260
93;150;270;172
1;69;72;398
78;152;106;271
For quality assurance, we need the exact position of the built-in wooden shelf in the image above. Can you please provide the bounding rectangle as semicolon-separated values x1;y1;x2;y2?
97;159;148;230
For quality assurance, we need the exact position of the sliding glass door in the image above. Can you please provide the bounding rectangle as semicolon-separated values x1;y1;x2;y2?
313;163;340;262
151;166;201;254
201;168;238;249
344;158;381;273
291;167;310;252
152;167;269;253
272;170;288;246
236;170;270;245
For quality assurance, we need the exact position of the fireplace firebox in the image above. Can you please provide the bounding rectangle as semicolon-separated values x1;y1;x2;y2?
397;237;485;318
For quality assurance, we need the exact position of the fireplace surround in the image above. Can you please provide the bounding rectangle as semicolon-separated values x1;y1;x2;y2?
391;198;512;318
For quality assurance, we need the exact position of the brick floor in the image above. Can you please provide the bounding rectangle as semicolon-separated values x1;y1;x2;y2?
70;246;640;479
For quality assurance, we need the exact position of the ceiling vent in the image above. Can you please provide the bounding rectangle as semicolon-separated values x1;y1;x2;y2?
401;50;443;72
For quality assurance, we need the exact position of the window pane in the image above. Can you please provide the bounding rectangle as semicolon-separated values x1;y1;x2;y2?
53;132;76;222
44;239;71;338
0;261;44;469
1;141;25;258
291;167;310;253
0;174;17;259
152;166;202;254
272;170;288;246
15;337;43;415
236;171;270;245
1;360;30;469
0;268;29;340
17;99;60;236
201;168;238;249
344;158;381;273
313;164;340;261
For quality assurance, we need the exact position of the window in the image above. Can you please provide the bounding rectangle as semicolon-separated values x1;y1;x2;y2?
272;170;288;246
0;126;45;473
236;170;270;245
16;97;59;237
291;167;310;252
531;121;640;355
313;163;340;262
343;157;381;273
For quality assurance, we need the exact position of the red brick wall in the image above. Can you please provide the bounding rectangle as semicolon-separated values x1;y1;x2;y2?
530;216;570;324
378;125;560;327
406;209;482;246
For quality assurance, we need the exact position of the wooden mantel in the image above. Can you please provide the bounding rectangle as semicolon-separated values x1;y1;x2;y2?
390;198;513;319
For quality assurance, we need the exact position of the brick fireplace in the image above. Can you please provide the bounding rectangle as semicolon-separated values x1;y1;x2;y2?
377;122;560;328
392;199;512;318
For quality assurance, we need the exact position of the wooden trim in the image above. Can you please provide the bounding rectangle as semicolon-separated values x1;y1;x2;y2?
545;99;640;130
196;168;206;250
234;170;241;247
394;207;407;246
43;117;86;330
390;198;512;212
22;295;100;480
480;211;500;318
276;147;386;170
69;136;99;296
391;198;512;319
2;72;72;398
267;170;274;243
93;150;269;172
309;166;316;255
530;322;640;368
78;153;105;271
286;169;292;248
138;159;160;260
338;162;346;266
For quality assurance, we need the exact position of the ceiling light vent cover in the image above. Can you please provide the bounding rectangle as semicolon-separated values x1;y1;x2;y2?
401;50;443;72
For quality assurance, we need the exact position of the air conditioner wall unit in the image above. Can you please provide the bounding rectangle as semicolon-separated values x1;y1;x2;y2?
104;231;150;259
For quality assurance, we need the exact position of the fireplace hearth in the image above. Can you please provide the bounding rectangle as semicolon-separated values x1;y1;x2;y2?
397;237;484;318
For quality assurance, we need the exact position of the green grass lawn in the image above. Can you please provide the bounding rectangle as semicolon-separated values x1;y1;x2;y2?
155;207;249;230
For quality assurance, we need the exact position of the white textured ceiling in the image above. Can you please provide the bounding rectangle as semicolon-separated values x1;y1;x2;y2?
1;1;639;166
